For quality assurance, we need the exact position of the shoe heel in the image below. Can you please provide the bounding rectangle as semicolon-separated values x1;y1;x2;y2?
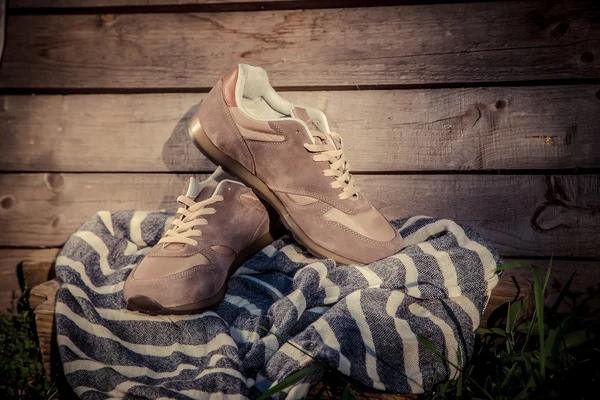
188;114;230;170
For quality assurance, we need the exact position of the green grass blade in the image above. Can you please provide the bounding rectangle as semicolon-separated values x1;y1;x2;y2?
542;258;553;295
531;266;546;379
549;272;576;315
341;383;352;400
544;329;558;367
495;261;530;273
505;302;514;354
516;321;548;335
501;362;518;388
565;330;588;350
417;335;445;359
490;328;507;337
508;300;523;332
257;365;323;400
520;307;538;354
456;343;463;397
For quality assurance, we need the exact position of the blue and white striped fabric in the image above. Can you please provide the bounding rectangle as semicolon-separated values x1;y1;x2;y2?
55;210;500;399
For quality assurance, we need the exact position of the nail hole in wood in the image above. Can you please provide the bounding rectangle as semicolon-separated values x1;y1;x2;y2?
98;14;117;27
44;173;64;193
51;216;61;229
495;100;507;109
581;52;594;63
550;22;569;38
0;195;16;210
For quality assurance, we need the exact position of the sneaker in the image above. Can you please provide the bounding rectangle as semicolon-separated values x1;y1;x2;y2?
123;167;273;314
189;64;404;264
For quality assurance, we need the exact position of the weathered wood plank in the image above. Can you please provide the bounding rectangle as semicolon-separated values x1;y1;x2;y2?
9;0;299;6
9;0;397;10
1;1;597;89
0;248;60;312
0;0;5;61
2;85;599;172
0;173;598;256
8;0;354;8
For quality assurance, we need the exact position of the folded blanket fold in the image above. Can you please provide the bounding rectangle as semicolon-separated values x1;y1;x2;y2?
55;211;500;399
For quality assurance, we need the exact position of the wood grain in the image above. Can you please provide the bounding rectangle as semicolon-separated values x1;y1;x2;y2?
2;85;599;172
0;0;5;61
30;279;60;379
21;260;55;289
1;1;597;89
0;173;599;256
8;0;357;8
0;248;59;312
9;0;397;11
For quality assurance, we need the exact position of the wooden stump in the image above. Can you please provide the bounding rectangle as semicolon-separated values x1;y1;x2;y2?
30;279;60;379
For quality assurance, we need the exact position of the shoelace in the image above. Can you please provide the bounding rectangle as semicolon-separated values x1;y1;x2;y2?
304;131;360;200
158;195;223;247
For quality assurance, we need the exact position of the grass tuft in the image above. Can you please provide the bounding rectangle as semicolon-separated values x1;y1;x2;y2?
0;290;58;400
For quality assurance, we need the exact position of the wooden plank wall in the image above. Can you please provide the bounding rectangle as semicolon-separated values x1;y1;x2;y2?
0;0;599;313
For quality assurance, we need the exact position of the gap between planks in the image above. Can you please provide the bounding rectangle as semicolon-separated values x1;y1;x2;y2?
4;79;600;95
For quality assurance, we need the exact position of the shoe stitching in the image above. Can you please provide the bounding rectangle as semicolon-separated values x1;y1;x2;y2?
243;121;289;145
234;194;269;246
237;192;267;213
220;83;256;174
248;212;269;245
149;246;209;258
149;239;233;260
271;186;370;214
243;121;290;146
316;206;399;246
280;193;396;247
132;263;217;283
281;193;323;209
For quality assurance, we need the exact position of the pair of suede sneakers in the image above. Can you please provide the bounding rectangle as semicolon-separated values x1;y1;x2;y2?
124;64;405;314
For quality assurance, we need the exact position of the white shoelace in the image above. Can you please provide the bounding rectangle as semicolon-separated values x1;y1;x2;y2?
304;131;360;200
158;195;223;247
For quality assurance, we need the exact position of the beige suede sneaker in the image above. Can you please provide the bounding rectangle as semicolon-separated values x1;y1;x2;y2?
189;64;404;264
123;167;272;314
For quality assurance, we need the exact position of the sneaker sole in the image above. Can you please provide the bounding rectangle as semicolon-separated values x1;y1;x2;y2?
126;232;274;315
188;114;358;265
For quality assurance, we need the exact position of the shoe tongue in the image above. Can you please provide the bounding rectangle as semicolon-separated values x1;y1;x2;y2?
291;107;319;132
182;166;236;202
165;177;219;250
181;177;218;202
291;107;335;149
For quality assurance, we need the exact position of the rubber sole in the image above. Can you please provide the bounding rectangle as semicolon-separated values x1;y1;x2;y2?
126;232;274;315
188;114;358;265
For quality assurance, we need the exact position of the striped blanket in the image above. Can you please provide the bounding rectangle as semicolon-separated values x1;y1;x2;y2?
55;210;500;399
